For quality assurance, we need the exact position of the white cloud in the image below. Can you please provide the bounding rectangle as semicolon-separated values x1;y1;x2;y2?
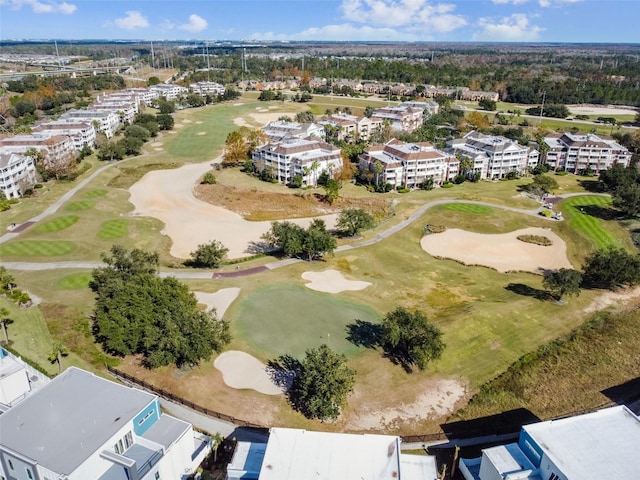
251;23;420;42
115;11;149;30
492;0;528;5
473;13;544;41
178;14;208;33
492;0;581;5
340;0;466;33
1;0;76;14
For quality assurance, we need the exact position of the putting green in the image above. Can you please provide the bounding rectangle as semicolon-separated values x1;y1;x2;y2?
33;215;79;233
83;189;107;198
444;203;495;214
98;219;128;240
0;241;75;256
66;201;95;211
57;272;92;290
560;195;618;249
233;284;379;358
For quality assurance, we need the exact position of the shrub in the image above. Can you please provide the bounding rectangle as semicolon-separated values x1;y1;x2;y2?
397;187;410;193
539;209;552;217
34;184;44;189
442;182;455;189
201;172;217;185
517;234;553;246
9;199;19;204
424;224;447;234
556;170;568;176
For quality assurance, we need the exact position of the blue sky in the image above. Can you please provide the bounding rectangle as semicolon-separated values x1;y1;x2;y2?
0;0;638;43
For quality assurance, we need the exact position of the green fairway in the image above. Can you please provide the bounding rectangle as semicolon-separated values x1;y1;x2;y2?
233;284;379;358
83;189;107;198
66;201;95;211
443;203;495;215
0;240;75;256
559;195;619;249
57;272;92;290
33;215;80;233
97;219;128;240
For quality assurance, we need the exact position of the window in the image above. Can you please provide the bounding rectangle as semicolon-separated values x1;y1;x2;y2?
7;460;13;470
548;474;560;480
138;409;155;426
124;431;133;449
155;473;160;480
26;468;33;480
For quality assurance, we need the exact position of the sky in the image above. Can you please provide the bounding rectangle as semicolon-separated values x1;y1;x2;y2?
0;0;638;43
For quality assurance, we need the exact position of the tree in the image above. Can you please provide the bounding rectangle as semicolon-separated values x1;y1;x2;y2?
542;269;583;301
97;141;125;162
295;111;315;123
582;246;640;290
0;307;10;343
189;240;229;268
156;113;174;131
125;124;151;141
323;178;340;205
48;342;69;373
262;220;335;260
374;160;384;190
381;307;445;371
524;174;559;197
290;344;355;421
222;130;249;167
613;182;640;218
118;136;144;156
201;172;217;184
478;99;497;111
303;219;337;260
147;76;161;86
337;208;376;236
467;111;491;131
156;99;175;114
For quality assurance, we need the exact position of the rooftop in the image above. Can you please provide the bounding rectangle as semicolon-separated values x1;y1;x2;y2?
0;367;155;475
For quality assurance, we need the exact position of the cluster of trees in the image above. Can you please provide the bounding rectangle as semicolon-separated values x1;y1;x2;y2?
0;266;32;343
90;246;231;368
188;240;228;268
222;127;266;168
97;111;171;162
257;90;312;103
261;219;336;260
599;164;640;218
525;104;570;119
522;174;559;198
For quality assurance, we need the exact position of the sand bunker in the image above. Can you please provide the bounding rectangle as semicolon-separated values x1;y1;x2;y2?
128;158;337;259
197;131;207;135
302;269;371;294
347;379;466;430
421;227;572;274
233;112;297;128
194;288;241;319
214;350;288;395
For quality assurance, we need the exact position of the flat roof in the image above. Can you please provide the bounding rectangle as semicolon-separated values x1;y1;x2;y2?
483;443;536;475
142;414;190;450
0;367;155;475
259;428;402;480
524;406;640;479
227;441;267;477
400;454;438;480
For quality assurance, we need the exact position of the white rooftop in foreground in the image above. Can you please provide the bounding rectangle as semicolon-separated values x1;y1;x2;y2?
524;405;640;479
258;428;437;480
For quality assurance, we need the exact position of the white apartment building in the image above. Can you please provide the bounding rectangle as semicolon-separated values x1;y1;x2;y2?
60;109;121;138
252;138;342;186
189;81;226;97
321;113;384;142
359;139;457;189
544;132;632;174
0;152;37;198
33;118;97;150
91;102;138;125
260;121;325;144
447;131;539;180
399;100;440;116
149;84;188;101
371;105;425;132
460;405;640;480
0;133;76;169
124;88;156;106
0;367;212;480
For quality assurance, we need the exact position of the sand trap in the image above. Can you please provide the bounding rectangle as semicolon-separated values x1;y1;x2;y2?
214;350;288;395
128;158;337;259
347;379;466;430
421;227;572;274
234;112;297;128
197;131;207;136
154;147;163;151
195;121;203;124
194;288;241;319
302;269;371;294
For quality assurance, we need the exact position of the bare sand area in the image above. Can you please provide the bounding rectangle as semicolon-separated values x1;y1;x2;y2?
302;269;372;294
421;227;572;273
214;350;288;395
347;378;466;430
128;158;337;259
234;112;297;128
568;105;637;116
583;286;640;314
194;288;241;319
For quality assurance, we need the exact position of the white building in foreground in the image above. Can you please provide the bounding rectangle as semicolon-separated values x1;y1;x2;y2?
0;152;37;199
227;427;438;480
543;132;632;174
0;367;212;480
460;405;640;480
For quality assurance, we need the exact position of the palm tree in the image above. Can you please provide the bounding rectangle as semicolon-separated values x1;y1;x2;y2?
311;160;320;188
48;342;69;374
0;307;10;343
374;160;384;189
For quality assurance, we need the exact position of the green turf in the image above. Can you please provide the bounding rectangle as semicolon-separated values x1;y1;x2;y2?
57;273;92;290
83;189;108;198
558;195;619;249
32;215;80;233
233;284;379;358
443;203;495;215
66;201;95;211
0;241;75;257
97;219;128;240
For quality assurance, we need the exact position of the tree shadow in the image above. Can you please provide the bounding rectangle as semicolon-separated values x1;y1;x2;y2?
506;283;554;301
578;179;605;192
266;354;300;392
382;350;416;374
245;241;278;256
345;319;383;348
580;204;620;221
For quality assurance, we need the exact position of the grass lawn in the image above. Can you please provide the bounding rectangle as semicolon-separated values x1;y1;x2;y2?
97;219;128;240
443;203;495;215
32;215;80;233
0;240;75;256
66;201;95;211
83;189;108;198
558;195;621;250
233;284;379;358
57;272;92;290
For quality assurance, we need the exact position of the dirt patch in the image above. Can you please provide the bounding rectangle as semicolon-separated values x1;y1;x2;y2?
569;105;637;116
214;350;288;395
233;112;297;128
421;227;572;274
583;286;640;314
346;378;467;431
302;269;371;293
194;183;390;221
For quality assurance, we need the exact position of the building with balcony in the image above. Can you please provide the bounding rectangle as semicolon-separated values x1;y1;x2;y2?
0;367;211;480
260;121;325;144
189;81;226;97
33;118;97;150
60;109;121;138
446;131;539;180
371;105;425;132
252;138;342;186
460;405;640;480
0;133;76;169
321;113;384;143
359;139;457;189
0;152;37;198
543;132;632;174
149;84;188;101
